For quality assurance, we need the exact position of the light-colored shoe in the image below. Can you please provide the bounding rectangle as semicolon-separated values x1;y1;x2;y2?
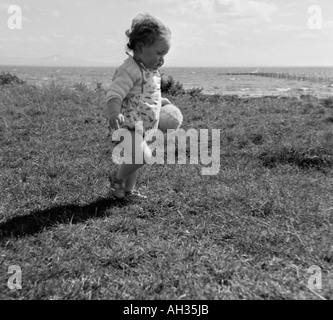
125;189;147;200
109;173;125;199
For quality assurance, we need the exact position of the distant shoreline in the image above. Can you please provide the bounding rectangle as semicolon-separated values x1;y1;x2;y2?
1;64;333;69
1;65;332;99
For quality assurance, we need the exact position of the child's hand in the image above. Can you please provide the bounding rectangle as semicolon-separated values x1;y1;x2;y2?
106;98;123;130
162;97;171;106
108;113;124;130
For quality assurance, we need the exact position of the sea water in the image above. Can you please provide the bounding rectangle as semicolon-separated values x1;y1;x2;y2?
1;65;333;98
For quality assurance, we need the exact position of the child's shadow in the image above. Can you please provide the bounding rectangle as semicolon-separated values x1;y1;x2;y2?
0;197;125;240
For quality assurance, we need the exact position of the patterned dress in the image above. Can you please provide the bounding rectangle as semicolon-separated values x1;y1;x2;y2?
106;55;162;134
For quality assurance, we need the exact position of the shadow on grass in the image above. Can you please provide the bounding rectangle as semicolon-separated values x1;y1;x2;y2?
0;197;126;240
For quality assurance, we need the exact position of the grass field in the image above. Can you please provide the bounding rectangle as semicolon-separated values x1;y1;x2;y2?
0;77;332;300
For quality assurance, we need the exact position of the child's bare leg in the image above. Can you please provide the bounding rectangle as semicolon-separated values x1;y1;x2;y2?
115;130;151;192
124;170;138;193
116;163;141;182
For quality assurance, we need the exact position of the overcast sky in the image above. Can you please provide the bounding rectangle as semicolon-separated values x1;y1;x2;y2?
0;0;332;67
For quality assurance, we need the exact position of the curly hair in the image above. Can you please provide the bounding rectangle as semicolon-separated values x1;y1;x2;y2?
126;13;171;51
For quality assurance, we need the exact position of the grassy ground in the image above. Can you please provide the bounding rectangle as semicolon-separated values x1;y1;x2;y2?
0;79;332;300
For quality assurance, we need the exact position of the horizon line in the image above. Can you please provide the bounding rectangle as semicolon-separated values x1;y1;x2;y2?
1;63;333;69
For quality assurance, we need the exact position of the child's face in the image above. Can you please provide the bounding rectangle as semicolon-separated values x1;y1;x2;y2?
138;37;171;70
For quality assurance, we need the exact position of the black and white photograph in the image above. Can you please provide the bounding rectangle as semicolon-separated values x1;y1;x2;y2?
0;0;332;303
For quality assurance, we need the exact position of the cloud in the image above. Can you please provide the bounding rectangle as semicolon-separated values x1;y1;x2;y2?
215;0;278;22
175;36;204;49
52;33;64;39
167;0;278;23
71;35;86;46
269;24;303;32
36;7;61;19
167;0;214;15
280;2;298;10
174;21;197;30
323;19;333;30
218;41;234;49
211;22;235;35
0;3;11;11
52;9;60;18
296;32;317;40
76;1;89;7
10;35;53;44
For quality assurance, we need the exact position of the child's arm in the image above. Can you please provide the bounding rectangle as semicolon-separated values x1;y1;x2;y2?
106;97;124;129
105;67;138;129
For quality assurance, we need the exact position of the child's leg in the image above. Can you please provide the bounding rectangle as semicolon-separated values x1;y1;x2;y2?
116;163;142;181
124;170;138;193
115;130;152;190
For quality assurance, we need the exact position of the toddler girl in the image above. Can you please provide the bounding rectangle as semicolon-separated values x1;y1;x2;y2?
106;13;172;199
